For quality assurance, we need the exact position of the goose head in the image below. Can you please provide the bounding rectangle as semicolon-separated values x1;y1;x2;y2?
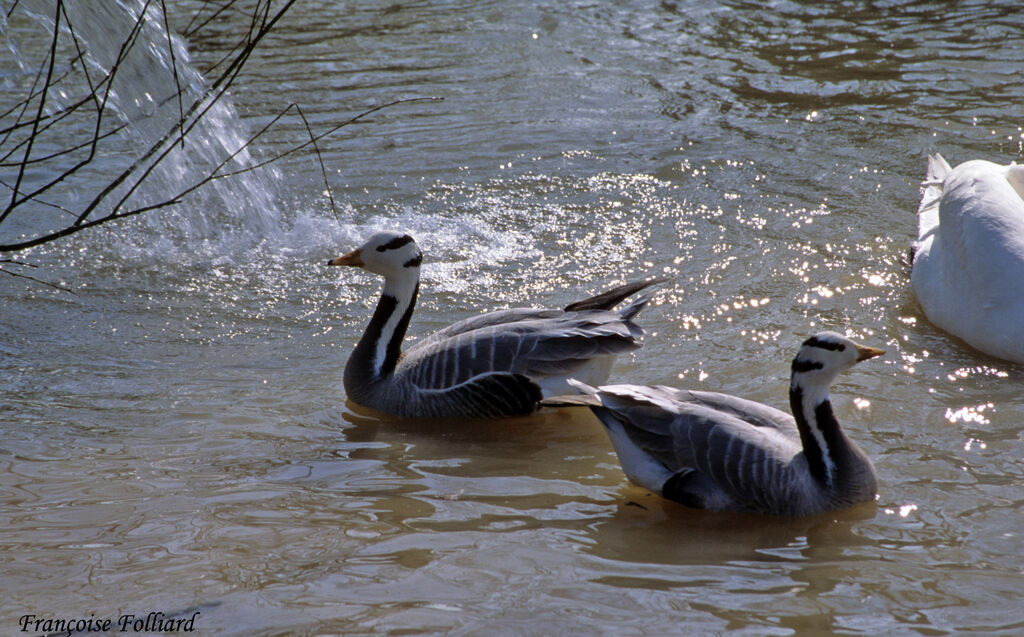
328;230;423;279
329;231;424;384
787;331;884;491
790;331;884;396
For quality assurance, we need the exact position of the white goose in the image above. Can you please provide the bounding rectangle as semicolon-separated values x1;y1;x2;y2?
911;154;1024;364
544;332;884;516
328;230;664;419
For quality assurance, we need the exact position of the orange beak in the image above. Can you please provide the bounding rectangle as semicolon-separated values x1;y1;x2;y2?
328;248;363;267
855;344;885;362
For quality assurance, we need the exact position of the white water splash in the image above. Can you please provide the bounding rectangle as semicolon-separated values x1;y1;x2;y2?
3;0;286;265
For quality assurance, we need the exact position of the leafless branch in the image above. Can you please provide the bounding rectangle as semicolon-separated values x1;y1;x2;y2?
296;104;337;219
0;258;76;293
0;0;440;261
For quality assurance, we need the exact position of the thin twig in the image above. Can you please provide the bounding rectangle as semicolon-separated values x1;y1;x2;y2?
0;0;156;215
296;104;337;219
60;0;109;168
214;97;443;180
1;0;62;224
0;1;440;257
0;95;440;252
100;0;296;227
159;0;186;150
0;260;77;294
183;0;235;39
0;124;125;167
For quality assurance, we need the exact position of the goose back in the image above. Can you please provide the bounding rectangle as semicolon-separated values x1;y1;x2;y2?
912;155;1024;363
365;296;655;419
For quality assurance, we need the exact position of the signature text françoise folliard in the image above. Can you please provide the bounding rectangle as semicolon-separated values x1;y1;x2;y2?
19;612;200;636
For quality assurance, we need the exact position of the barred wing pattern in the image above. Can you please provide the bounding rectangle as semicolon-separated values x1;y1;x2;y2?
330;230;664;419
393;306;649;418
586;385;806;514
557;332;881;516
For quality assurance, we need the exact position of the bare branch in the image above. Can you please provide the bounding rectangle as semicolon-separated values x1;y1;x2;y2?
0;259;77;293
296;104;337;219
213;97;444;181
0;0;441;261
159;0;186;150
1;0;62;224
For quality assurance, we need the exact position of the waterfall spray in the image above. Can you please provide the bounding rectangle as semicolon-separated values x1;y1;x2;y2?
0;0;291;262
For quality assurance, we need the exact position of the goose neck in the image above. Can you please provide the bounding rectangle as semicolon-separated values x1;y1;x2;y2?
347;272;420;387
789;375;843;487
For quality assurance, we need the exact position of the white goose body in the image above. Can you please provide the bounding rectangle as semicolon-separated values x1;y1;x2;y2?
911;154;1024;363
329;230;662;419
545;332;883;516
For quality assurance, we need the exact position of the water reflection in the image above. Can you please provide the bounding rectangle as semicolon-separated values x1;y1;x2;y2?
587;487;875;564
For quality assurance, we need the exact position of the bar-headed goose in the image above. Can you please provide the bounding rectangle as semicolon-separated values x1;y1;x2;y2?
544;332;884;516
912;154;1024;364
328;230;664;419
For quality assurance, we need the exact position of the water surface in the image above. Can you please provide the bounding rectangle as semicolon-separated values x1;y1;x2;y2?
2;1;1023;634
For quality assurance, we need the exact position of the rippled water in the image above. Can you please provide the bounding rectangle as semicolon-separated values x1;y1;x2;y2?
2;1;1023;634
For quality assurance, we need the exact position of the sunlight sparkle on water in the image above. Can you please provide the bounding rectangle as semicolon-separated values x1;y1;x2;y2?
866;273;886;287
883;504;919;518
945;403;994;426
963;438;988;452
946;366;1009;382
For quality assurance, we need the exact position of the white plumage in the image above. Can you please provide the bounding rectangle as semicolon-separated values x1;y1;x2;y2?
911;154;1024;364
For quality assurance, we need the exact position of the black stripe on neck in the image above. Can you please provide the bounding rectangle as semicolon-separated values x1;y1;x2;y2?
380;283;418;376
354;283;419;380
404;253;422;268
789;385;832;485
815;399;846;475
360;294;396;374
377;235;414;251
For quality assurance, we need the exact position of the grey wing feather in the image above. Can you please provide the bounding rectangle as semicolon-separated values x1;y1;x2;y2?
671;408;798;513
564;277;670;312
413;371;542;419
667;389;799;438
403;312;643;389
386;326;547;417
385;280;661;418
417;308;561;347
589;385;802;512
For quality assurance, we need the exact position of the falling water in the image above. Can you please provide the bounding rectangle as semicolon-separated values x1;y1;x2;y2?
1;0;291;264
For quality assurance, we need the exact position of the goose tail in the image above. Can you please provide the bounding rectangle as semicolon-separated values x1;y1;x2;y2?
919;153;951;214
618;293;653;322
1006;162;1024;199
539;378;602;407
540;381;673;493
564;277;669;312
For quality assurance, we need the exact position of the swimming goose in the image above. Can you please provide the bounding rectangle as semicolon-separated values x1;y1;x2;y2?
328;230;664;419
543;332;883;516
911;154;1024;364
